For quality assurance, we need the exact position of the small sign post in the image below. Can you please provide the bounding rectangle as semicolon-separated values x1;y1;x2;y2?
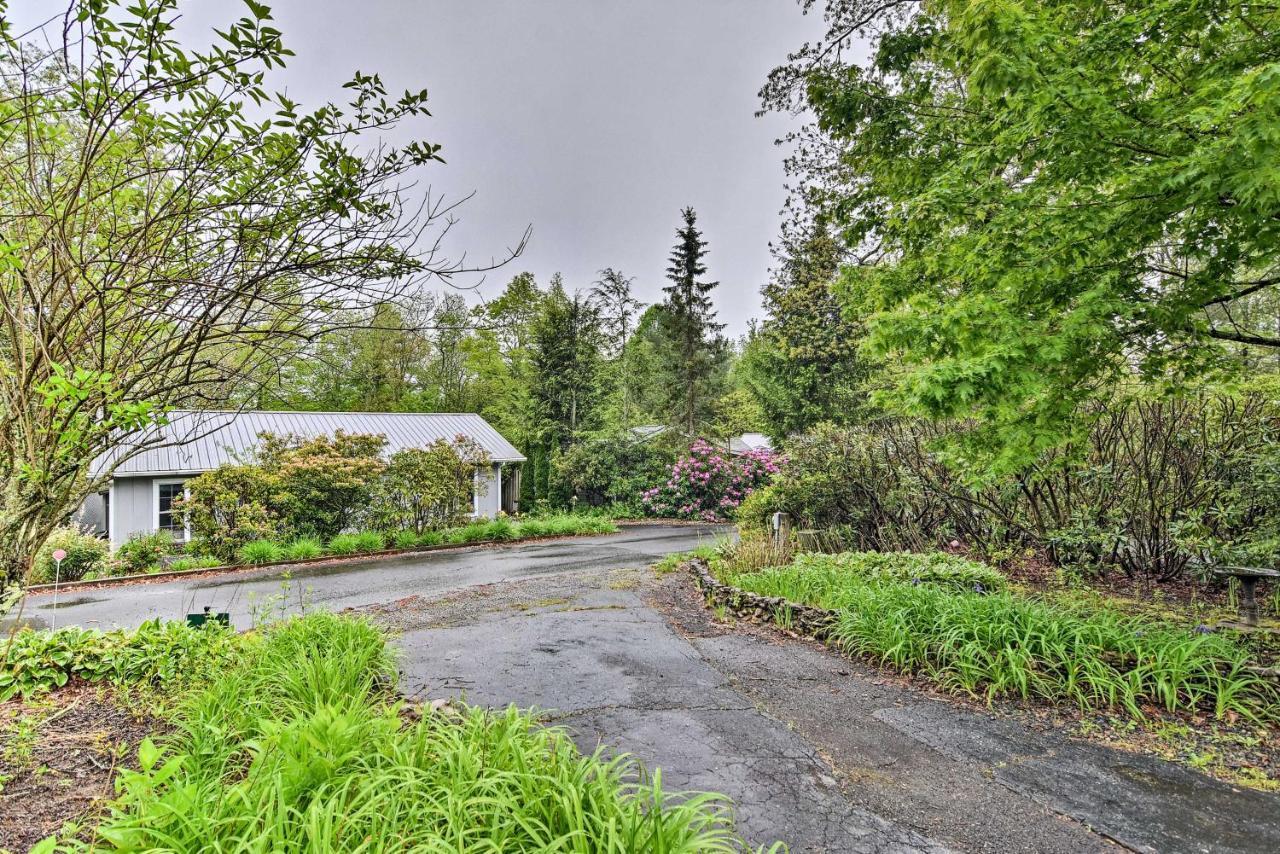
50;548;66;629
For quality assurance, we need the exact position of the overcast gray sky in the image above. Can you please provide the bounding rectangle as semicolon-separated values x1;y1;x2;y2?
15;1;825;334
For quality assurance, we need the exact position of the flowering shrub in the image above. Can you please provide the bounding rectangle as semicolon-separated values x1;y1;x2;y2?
641;440;780;521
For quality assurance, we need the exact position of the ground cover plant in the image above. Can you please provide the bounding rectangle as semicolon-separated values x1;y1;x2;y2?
29;612;754;852
722;553;1278;723
0;620;243;701
724;551;1008;602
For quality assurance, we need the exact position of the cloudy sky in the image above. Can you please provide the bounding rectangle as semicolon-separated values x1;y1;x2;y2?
13;1;827;334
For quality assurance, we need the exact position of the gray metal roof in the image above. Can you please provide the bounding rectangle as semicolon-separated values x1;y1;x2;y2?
96;410;525;477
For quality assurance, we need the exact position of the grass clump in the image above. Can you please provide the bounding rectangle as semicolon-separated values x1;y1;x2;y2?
325;533;364;555
237;539;284;565
168;555;222;572
282;536;324;561
392;529;419;549
43;612;750;852
514;514;619;539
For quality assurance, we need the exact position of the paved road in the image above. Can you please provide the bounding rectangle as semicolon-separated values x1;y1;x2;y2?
11;523;729;631
369;568;1280;854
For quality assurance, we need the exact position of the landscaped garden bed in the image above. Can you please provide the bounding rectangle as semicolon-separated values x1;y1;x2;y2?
2;612;759;851
685;539;1280;791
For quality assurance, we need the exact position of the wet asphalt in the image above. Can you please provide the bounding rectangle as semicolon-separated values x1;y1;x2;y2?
15;523;1280;852
13;523;730;630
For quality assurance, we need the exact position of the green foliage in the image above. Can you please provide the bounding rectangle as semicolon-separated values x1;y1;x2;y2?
168;556;222;572
731;562;1276;721
238;540;284;566
38;612;747;852
369;437;491;534
112;531;175;576
282;537;324;562
0;620;243;701
727;551;1009;600
529;276;603;455
183;465;281;563
260;431;388;540
512;515;619;539
392;529;419;549
763;387;1280;579
740;228;869;437
551;431;675;512
767;0;1280;472
325;534;364;556
32;526;108;583
660;208;729;434
416;530;444;547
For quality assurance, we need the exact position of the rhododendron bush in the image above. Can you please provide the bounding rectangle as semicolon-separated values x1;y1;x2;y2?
641;440;780;521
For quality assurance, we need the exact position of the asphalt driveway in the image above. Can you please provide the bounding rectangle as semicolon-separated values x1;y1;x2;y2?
11;523;729;630
14;523;1280;851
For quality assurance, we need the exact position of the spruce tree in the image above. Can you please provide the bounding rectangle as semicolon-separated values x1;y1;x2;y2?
661;207;727;434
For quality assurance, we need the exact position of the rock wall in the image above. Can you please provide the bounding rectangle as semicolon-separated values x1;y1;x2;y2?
687;557;838;639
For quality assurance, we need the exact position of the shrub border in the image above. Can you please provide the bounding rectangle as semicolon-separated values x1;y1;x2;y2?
25;528;626;595
687;556;838;638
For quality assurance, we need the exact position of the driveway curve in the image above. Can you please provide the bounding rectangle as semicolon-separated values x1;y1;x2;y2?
12;523;730;631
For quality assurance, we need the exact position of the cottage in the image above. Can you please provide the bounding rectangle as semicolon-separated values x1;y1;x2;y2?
78;410;525;547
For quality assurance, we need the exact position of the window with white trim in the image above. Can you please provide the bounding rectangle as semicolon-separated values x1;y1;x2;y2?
156;481;187;538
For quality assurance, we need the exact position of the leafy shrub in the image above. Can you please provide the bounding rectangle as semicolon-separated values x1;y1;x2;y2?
641;440;780;521
767;383;1280;580
282;537;324;561
169;555;223;572
392;529;419;549
113;531;175;575
729;551;1010;600
370;437;491;534
238;539;284;565
48;612;742;851
183;464;281;562
416;530;443;547
258;431;389;540
0;619;243;700
32;526;109;583
552;432;675;512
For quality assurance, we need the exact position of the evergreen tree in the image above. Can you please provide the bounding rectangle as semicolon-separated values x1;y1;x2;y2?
740;226;869;437
530;275;603;452
590;268;645;430
660;207;727;434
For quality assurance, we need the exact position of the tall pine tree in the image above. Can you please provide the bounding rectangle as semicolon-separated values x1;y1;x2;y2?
661;207;726;434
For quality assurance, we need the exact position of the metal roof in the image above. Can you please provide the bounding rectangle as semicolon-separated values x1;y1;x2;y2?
729;433;773;456
96;410;525;477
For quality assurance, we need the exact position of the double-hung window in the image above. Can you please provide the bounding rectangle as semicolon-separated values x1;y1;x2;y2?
156;480;187;540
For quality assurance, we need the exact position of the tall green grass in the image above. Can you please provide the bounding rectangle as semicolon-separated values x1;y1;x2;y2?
733;561;1277;722
42;612;749;852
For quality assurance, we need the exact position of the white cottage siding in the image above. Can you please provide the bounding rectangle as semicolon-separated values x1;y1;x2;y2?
90;411;524;546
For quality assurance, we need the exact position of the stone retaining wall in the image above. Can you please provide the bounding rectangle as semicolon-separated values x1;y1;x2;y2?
687;557;838;639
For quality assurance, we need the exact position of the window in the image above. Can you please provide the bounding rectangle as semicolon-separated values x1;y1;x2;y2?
156;481;187;539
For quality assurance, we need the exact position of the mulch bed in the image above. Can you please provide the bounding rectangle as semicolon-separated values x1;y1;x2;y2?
0;683;162;852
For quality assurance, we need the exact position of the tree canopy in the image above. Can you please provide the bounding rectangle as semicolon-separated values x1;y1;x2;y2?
764;0;1280;473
